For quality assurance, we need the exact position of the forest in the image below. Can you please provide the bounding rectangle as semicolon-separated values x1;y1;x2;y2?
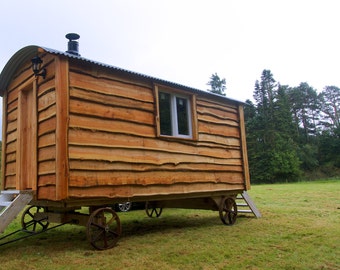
208;70;340;183
247;70;340;183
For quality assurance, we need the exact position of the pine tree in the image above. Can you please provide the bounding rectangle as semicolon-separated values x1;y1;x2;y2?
246;70;301;183
319;85;340;130
207;73;226;96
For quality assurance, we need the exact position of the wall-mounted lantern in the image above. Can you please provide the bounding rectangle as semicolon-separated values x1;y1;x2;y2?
31;56;46;79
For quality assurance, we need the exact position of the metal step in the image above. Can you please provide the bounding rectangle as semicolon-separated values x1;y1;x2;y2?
0;201;12;207
236;191;261;218
0;190;33;233
238;209;253;213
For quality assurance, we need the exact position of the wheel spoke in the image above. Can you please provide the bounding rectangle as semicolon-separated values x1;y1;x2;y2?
21;206;49;233
219;197;237;225
87;208;121;250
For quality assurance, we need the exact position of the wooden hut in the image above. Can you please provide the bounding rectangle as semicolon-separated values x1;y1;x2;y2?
0;34;254;249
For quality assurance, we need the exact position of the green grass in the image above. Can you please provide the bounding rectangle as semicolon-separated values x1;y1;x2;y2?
1;180;339;270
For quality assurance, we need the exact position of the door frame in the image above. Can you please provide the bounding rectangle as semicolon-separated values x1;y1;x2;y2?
16;77;37;190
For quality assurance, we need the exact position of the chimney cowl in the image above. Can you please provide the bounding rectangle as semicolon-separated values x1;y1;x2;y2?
65;33;80;56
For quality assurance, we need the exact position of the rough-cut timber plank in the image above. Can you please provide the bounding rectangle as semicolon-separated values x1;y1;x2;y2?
7;99;18;113
69;114;155;137
55;56;69;200
196;98;238;112
38;117;56;136
38;145;56;161
7;109;17;122
69;170;244;187
68;182;244;199
197;113;239;127
4;176;16;189
37;78;55;97
6;130;17;144
69;160;243;172
38;90;56;111
197;106;239;122
198;133;240;147
7;121;17;133
69;71;154;103
38;174;56;187
38;160;56;176
38;104;56;122
5;162;16;176
68;129;240;159
38;132;56;148
5;141;16;154
69;98;154;125
198;121;240;138
37;186;56;200
69;145;241;165
70;87;154;112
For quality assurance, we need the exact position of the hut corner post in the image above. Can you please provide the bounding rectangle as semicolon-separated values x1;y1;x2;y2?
238;104;251;190
55;56;69;200
1;92;6;191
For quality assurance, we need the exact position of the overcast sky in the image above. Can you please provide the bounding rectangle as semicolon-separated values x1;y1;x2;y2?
1;0;340;104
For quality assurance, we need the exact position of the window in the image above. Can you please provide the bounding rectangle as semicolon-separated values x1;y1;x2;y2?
158;90;192;138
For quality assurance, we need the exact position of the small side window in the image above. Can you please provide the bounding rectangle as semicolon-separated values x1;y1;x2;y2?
158;90;192;138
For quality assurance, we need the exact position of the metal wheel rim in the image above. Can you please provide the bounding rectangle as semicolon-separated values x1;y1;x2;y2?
145;202;163;218
118;202;131;212
21;206;49;233
86;207;121;250
219;197;237;225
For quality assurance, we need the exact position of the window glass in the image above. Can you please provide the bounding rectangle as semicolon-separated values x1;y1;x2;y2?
176;97;189;135
159;92;172;135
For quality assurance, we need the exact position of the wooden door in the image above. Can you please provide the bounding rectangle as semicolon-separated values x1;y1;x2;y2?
16;81;37;190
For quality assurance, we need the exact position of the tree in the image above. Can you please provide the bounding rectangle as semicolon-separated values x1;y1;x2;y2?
319;85;340;131
246;70;301;183
287;83;320;141
207;73;226;96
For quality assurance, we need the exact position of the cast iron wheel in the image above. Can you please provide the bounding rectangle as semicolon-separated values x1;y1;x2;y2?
21;206;49;233
86;207;121;250
117;202;132;212
219;197;237;225
145;202;163;218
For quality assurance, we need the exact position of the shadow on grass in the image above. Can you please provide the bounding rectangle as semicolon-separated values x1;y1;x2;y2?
120;210;253;239
0;209;254;252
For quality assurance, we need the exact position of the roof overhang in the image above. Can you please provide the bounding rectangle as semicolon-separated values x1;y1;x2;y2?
0;46;244;104
0;46;40;96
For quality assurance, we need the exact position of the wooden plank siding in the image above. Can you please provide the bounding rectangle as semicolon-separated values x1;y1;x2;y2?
1;51;249;203
36;55;57;200
2;54;58;200
66;62;246;199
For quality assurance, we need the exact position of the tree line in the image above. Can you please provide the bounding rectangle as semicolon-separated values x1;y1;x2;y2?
207;70;340;183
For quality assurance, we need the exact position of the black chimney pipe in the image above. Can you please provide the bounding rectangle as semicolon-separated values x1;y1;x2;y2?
66;33;80;56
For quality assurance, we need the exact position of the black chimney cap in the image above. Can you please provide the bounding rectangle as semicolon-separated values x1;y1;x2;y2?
66;33;80;41
65;33;80;56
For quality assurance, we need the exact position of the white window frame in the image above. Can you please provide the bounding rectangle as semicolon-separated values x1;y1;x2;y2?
158;90;193;139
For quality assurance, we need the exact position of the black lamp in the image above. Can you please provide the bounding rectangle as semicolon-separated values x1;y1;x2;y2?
31;56;46;79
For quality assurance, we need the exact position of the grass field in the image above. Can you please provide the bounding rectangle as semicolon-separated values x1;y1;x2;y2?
0;180;339;270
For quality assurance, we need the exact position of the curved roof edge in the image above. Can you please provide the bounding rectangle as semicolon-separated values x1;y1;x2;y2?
0;46;244;104
0;46;39;96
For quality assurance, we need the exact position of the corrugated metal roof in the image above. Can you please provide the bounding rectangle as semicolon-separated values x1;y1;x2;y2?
0;46;242;104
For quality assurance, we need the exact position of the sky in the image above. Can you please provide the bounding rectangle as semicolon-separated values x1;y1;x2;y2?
1;0;340;105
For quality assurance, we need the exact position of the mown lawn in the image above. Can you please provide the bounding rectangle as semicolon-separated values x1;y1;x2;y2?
0;180;339;270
